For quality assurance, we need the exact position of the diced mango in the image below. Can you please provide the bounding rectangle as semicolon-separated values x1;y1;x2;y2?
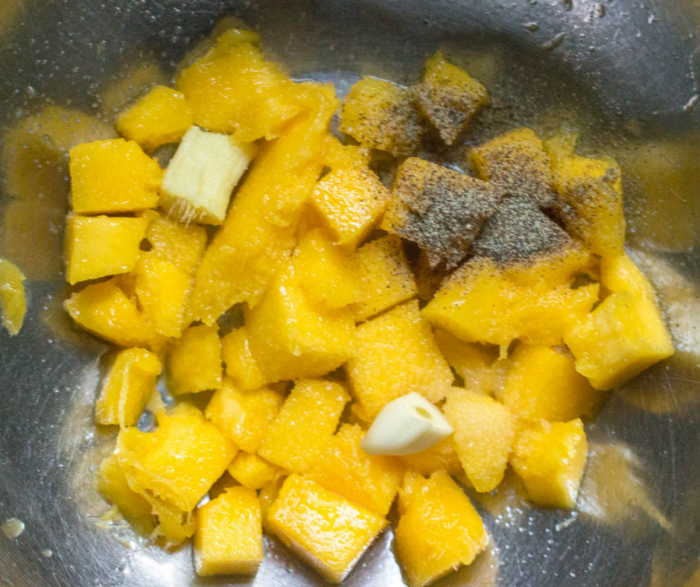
399;436;464;478
205;379;284;453
143;210;207;274
177;30;302;141
245;263;355;383
339;77;422;156
118;403;237;512
258;380;349;473
471;128;558;208
189;83;337;323
600;253;656;298
134;253;192;338
64;279;159;348
116;85;193;151
148;495;196;545
434;330;498;394
307;423;404;517
267;474;387;583
444;388;516;492
502;240;593;289
351;235;418;323
227;452;282;490
69;139;161;215
166;324;222;395
220;327;268;391
511;418;587;509
65;215;149;284
347;300;453;421
395;470;487;587
414;52;488;145
0;257;26;336
502;344;606;421
194;487;263;576
95;348;162;427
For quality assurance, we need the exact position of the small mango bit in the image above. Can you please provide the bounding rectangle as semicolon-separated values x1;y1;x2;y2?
205;379;284;453
166;324;223;395
148;495;196;546
351;234;418;323
339;77;422;156
395;471;487;587
511;418;587;509
600;252;656;298
433;330;498;394
69;139;161;215
502;343;606;421
220;327;268;391
116;85;193;151
307;423;405;517
194;487;263;577
399;436;464;478
258;380;349;474
444;388;516;493
0;257;26;336
267;474;387;584
346;300;453;421
95;348;162;427
142;210;207;274
227;452;282;490
65;215;149;284
415;52;488;145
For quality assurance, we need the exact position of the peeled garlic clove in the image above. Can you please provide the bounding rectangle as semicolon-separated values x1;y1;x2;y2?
361;392;453;456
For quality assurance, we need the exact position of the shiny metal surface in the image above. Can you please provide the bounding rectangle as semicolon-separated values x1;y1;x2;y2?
1;1;700;586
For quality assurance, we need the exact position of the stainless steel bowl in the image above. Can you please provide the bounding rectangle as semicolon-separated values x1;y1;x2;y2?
2;1;700;585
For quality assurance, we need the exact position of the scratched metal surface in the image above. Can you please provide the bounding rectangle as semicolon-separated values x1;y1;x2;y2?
1;0;700;586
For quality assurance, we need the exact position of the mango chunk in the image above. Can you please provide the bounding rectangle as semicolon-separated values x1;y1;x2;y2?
64;279;159;348
399;436;464;478
395;470;487;587
600;252;656;298
258;380;349;473
346;300;453;421
502;344;606;421
267;474;387;583
471;128;558;208
0;257;26;336
382;158;502;269
351;235;418;323
220;327;268;391
415;52;488;145
433;330;498;394
307;423;404;517
205;379;284;453
116;85;193;151
194;487;263;576
143;210;207;274
245;263;355;383
189;83;337;323
552;154;624;257
134;253;193;338
118;403;237;512
339;77;422;156
227;452;282;490
444;388;516;492
65;215;149;284
511;418;587;509
69;139;161;215
95;348;162;427
166;324;222;395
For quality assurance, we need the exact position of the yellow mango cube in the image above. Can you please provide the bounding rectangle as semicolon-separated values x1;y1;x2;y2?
177;30;302;141
307;423;404;516
143;210;207;274
399;436;464;478
69;139;161;214
95;348;162;427
116;85;193;151
443;388;516;492
395;470;487;587
267;474;387;583
511;418;587;509
0;257;26;336
118;403;237;512
65;215;149;284
205;379;284;453
220;327;268;391
434;330;498;394
471;128;557;208
415;52;488;145
227;452;282;490
64;279;159;348
258;380;349;473
351;235;418;323
346;300;454;421
245;264;355;383
166;324;223;395
134;252;193;338
194;487;263;576
502;344;606;421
